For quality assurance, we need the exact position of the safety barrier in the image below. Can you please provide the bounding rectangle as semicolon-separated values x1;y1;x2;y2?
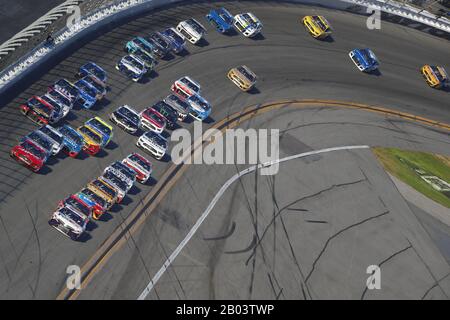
0;0;448;92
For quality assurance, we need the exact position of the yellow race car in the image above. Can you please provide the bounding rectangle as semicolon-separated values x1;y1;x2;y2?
420;65;448;89
302;15;332;39
227;65;257;92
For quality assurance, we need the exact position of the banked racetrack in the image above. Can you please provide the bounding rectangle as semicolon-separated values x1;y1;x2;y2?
0;0;449;299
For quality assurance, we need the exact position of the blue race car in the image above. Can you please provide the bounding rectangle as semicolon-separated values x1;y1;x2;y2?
74;79;98;109
349;48;379;72
58;125;84;158
161;27;187;54
77;62;107;85
205;7;234;34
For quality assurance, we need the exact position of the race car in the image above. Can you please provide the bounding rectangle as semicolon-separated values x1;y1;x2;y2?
131;48;158;71
74;78;98;109
233;12;263;38
176;18;207;44
116;54;147;82
51;79;80;105
110;105;141;134
227;65;257;91
20;96;56;125
161;27;186;54
85;117;113;147
206;7;235;34
77;188;110;220
37;125;64;155
349;48;379;72
100;171;129;203
302;15;332;39
171;76;201;99
45;89;73;113
40;93;70;122
149;32;172;58
82;75;107;100
10;139;48;172
420;65;449;89
125;37;159;60
77;125;103;156
75;192;104;220
20;131;53;159
137;131;168;160
104;161;136;190
57;195;93;220
140;106;167;133
58;125;84;158
76;62;107;86
87;178;119;205
147;101;177;130
187;93;212;121
49;206;89;241
164;94;190;121
122;153;153;184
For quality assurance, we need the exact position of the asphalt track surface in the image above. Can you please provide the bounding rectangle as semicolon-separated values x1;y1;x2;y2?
0;0;65;44
0;0;449;299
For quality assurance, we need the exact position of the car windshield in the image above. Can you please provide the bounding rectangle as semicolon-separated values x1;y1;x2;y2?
55;79;79;99
219;9;233;23
187;19;205;33
60;207;84;225
84;63;105;81
238;66;256;82
92;180;116;197
165;29;183;43
180;78;200;92
146;132;167;147
111;162;136;179
41;95;62;112
133;49;155;64
65;198;90;217
48;90;71;106
59;126;83;145
103;172;127;190
145;109;164;123
81;188;106;207
152;34;169;48
29;98;52;114
88;118;111;136
361;49;375;64
129;154;151;171
76;80;97;97
125;56;144;70
84;76;104;93
79;126;102;144
190;95;210;110
137;38;155;52
118;107;139;123
313;16;329;31
22;140;46;158
167;94;188;108
27;132;52;150
243;14;258;27
39;126;63;145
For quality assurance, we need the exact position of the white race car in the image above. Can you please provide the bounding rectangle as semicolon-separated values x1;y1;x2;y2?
49;206;89;241
122;153;153;184
176;18;207;44
171;76;201;99
137;131;168;160
233;12;263;38
116;54;147;82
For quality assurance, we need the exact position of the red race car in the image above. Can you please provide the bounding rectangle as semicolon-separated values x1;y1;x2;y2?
10;139;48;172
20;96;55;126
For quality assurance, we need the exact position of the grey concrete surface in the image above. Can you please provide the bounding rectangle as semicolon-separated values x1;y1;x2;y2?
0;0;449;299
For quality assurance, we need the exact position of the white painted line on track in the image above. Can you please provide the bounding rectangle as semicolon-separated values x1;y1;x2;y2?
137;145;370;300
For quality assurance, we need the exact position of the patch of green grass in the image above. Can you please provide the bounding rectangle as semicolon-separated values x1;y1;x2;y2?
373;147;450;208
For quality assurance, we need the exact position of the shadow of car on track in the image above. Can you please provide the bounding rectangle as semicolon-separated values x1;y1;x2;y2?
77;232;93;243
86;221;98;232
368;69;382;77
160;153;172;163
119;195;133;206
321;36;335;43
127;184;141;196
195;38;209;47
177;49;190;57
38;165;53;175
144;176;158;187
203;116;215;124
105;141;118;151
94;149;109;158
98;211;114;221
251;33;265;41
247;87;261;95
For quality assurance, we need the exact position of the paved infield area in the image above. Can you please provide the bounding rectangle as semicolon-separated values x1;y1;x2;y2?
0;0;449;299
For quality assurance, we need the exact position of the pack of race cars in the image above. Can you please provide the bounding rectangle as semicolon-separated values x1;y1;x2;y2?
12;6;449;241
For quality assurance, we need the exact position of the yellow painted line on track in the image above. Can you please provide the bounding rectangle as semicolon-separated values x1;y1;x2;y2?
57;99;449;300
